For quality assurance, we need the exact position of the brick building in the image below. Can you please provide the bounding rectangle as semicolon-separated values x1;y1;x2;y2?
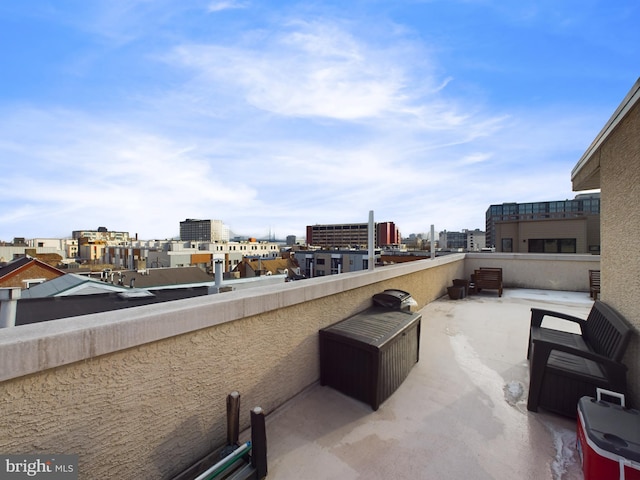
0;256;66;289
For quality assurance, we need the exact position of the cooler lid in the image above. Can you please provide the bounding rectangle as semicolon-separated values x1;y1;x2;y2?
578;397;640;462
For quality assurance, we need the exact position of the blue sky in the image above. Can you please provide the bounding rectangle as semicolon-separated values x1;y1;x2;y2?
1;0;637;241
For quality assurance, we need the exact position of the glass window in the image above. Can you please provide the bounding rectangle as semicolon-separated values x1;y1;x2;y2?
559;239;576;253
502;238;513;252
528;239;543;253
528;238;576;253
331;258;341;274
544;239;557;253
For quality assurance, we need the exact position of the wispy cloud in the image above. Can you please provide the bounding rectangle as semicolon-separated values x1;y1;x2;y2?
0;109;259;238
1;1;632;241
168;21;412;120
208;0;248;13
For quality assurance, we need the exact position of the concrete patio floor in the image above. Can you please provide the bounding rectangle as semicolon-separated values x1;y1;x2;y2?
259;289;593;479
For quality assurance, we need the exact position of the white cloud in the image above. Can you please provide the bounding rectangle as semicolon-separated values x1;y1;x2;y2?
459;153;493;165
0;6;614;241
208;1;247;13
167;20;437;121
0;109;261;239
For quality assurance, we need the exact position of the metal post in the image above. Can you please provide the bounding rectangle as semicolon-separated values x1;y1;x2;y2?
368;210;375;270
226;391;240;446
430;224;435;260
250;407;268;479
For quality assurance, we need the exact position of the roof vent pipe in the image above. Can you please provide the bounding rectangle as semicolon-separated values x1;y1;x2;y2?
0;287;21;328
208;259;224;294
215;259;223;289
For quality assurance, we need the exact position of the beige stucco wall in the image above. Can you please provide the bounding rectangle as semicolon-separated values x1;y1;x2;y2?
0;255;463;480
598;97;640;405
571;78;640;409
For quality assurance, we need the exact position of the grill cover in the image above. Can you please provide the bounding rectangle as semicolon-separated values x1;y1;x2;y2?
372;289;415;312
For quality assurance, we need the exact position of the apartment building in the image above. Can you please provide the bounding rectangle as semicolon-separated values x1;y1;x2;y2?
179;219;230;242
486;193;600;253
306;221;399;248
292;249;375;277
105;239;282;273
438;229;486;251
0;238;77;264
376;221;401;246
72;227;131;242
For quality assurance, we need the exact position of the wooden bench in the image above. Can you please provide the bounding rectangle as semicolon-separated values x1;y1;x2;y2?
526;301;634;418
589;269;600;300
472;268;503;297
171;392;267;480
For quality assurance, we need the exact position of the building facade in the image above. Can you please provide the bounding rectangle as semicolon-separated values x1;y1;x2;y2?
376;222;401;247
306;223;368;248
466;229;486;252
292;249;375;277
78;239;108;263
0;256;66;289
72;227;131;243
105;239;281;273
0;238;77;264
439;230;466;250
486;194;600;253
438;229;486;251
179;219;230;242
306;221;399;248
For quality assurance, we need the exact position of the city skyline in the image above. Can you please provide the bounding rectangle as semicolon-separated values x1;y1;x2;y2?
1;1;637;241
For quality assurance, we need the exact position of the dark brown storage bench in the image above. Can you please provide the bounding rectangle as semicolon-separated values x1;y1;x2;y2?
319;290;421;411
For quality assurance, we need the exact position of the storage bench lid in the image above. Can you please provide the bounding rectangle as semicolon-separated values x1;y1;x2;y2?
320;307;420;348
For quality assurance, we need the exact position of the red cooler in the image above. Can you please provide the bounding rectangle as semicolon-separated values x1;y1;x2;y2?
577;390;640;480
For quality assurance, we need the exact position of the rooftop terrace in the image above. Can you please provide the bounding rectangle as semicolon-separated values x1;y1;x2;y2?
0;253;612;479
261;288;591;479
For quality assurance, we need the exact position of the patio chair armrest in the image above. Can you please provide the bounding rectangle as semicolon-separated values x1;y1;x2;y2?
528;339;629;414
530;308;587;331
531;339;628;383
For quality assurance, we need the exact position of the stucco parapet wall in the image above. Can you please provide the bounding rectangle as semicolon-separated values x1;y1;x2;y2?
0;254;462;383
464;252;600;291
465;252;600;262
